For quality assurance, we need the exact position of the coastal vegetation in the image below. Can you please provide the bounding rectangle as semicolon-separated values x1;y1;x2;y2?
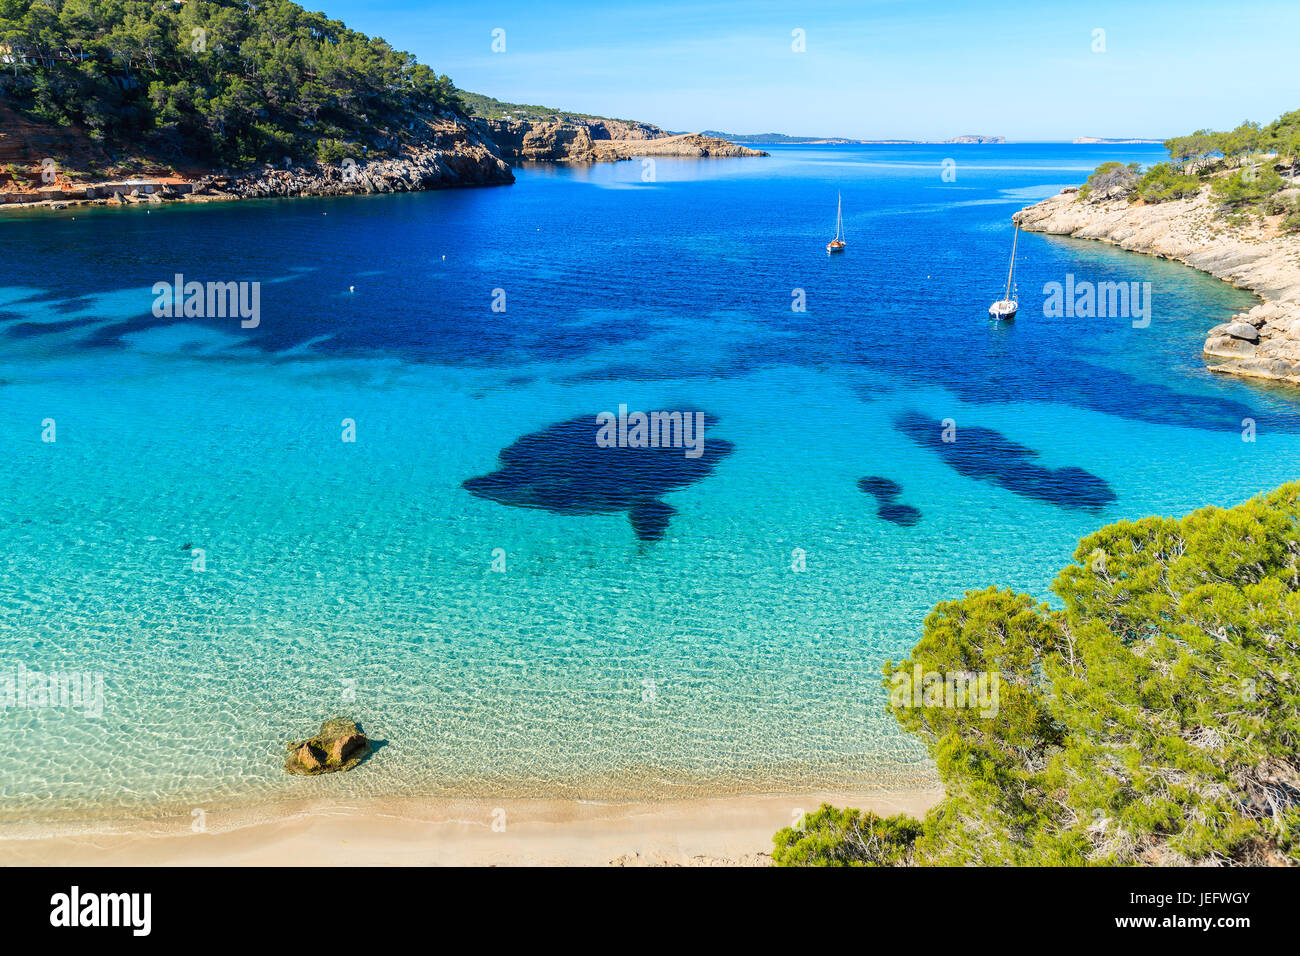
772;805;922;866
775;484;1300;866
457;90;639;126
1074;109;1300;230
0;0;462;168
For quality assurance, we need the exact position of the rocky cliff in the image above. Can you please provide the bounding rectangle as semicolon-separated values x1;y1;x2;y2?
477;118;767;163
1015;186;1300;388
1;109;513;208
196;114;513;200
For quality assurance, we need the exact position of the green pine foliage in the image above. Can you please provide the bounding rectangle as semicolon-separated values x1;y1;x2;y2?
456;90;636;125
0;0;462;167
1211;166;1285;208
773;805;923;866
1164;112;1300;174
777;484;1300;866
1074;109;1298;220
1134;162;1201;203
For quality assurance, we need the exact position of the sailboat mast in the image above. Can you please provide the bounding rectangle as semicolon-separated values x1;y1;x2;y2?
1004;224;1019;300
836;193;843;240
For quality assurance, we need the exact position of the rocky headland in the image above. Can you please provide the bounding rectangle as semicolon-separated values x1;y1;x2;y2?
0;106;768;210
0;109;513;210
477;117;767;163
1015;185;1300;387
196;115;513;201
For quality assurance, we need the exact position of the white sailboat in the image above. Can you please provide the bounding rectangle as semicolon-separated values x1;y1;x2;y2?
988;224;1019;320
826;193;845;253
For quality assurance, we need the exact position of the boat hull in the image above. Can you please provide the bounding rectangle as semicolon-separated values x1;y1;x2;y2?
988;301;1018;320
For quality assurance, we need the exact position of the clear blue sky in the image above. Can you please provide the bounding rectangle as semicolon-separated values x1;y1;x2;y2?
319;0;1298;140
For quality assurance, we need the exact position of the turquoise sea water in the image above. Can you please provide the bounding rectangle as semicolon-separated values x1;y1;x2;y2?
1;143;1295;825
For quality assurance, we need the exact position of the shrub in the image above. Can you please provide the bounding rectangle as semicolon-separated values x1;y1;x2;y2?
773;805;924;866
315;139;354;165
1077;161;1140;202
776;484;1300;866
1211;166;1285;208
1134;162;1201;203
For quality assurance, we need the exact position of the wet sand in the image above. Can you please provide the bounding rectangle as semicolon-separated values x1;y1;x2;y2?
0;788;943;866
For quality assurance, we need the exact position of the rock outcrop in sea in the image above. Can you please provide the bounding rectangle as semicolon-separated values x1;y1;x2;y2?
477;118;768;163
1015;186;1300;387
1;110;514;209
207;114;513;199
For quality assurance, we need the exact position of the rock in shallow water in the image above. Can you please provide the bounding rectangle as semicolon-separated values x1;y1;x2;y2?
285;719;370;775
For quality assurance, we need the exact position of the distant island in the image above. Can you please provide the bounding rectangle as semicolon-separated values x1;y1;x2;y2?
699;131;1006;145
1073;137;1165;144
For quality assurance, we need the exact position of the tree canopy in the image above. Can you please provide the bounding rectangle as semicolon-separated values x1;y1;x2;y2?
776;484;1300;866
0;0;462;167
1075;108;1300;229
1165;111;1300;174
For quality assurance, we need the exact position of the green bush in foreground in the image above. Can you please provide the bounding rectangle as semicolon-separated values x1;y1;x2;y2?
773;805;923;866
776;484;1300;866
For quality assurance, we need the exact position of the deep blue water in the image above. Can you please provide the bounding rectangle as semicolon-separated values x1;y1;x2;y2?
0;143;1293;824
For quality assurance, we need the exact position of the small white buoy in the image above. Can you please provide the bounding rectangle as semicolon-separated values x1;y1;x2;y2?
441;255;446;260
349;285;355;293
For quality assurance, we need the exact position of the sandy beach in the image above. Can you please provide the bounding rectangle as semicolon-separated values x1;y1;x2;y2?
0;789;942;867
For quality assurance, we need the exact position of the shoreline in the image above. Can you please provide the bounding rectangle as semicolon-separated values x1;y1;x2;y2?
0;788;943;866
1014;185;1300;387
0;111;516;214
1;119;765;215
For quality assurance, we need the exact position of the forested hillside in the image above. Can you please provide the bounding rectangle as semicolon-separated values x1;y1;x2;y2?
0;0;463;167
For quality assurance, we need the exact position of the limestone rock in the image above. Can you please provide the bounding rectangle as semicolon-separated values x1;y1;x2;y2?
477;118;767;164
285;718;371;775
295;743;324;772
1014;184;1300;387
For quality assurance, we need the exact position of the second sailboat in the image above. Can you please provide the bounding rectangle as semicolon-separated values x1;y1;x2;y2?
827;193;846;254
